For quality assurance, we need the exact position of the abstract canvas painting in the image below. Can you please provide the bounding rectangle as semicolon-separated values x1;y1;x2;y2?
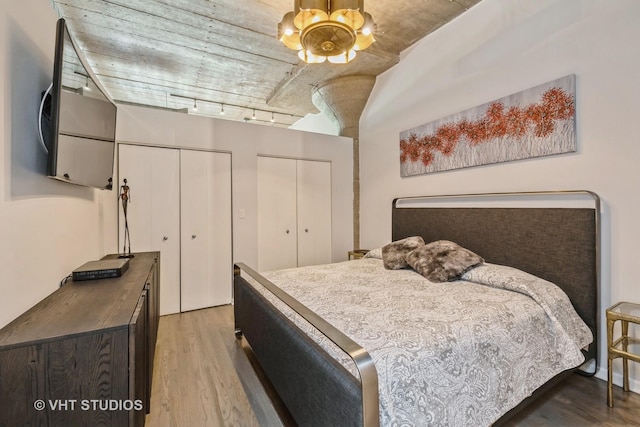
399;75;576;176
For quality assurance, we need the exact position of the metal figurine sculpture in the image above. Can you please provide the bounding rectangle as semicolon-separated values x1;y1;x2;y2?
119;178;134;258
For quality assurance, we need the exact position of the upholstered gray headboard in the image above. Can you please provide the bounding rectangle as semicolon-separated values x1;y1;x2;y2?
391;191;600;366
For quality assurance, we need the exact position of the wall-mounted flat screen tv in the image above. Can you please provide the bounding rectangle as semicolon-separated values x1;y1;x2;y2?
40;18;117;190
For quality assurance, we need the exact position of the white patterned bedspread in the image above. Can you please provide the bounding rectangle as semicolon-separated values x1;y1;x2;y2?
249;259;592;427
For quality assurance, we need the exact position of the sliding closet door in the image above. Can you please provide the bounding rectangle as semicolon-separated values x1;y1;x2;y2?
297;160;332;267
118;144;181;315
257;156;298;272
180;150;232;311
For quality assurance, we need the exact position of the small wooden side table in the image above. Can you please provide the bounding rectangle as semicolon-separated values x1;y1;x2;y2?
606;301;640;407
348;249;369;260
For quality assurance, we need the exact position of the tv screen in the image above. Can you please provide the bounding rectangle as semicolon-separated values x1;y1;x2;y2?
42;18;117;190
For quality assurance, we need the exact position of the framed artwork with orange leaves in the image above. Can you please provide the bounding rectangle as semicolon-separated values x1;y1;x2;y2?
399;74;576;177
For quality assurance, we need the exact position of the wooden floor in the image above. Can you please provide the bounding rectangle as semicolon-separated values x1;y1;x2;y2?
145;305;283;427
146;305;640;427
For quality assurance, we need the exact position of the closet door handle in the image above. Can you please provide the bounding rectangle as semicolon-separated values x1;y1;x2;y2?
163;236;168;241
305;228;309;233
192;234;197;239
285;229;290;234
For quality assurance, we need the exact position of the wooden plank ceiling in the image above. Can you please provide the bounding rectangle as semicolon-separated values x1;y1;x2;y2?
51;0;480;128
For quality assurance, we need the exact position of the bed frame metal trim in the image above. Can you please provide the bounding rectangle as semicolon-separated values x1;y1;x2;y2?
234;262;380;427
393;189;599;210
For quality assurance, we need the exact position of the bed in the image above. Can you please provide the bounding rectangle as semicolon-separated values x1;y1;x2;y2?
234;191;600;426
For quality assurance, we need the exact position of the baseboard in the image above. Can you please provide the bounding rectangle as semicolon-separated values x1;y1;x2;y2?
595;365;640;394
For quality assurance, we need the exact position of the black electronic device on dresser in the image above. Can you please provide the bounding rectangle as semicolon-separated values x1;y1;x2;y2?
72;257;130;281
0;252;160;427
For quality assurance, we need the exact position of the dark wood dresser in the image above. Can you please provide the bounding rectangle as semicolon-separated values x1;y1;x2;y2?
0;252;160;427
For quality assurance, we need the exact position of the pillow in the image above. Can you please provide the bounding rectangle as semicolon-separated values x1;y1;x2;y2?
381;236;425;269
362;247;382;259
405;240;483;282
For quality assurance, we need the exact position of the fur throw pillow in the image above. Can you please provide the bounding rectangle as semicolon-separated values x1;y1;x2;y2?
381;236;425;269
406;240;483;282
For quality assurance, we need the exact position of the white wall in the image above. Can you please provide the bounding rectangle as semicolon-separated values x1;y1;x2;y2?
360;0;640;389
0;0;118;328
116;105;353;270
290;112;339;135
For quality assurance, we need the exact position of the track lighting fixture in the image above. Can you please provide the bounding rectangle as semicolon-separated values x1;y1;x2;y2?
169;94;296;125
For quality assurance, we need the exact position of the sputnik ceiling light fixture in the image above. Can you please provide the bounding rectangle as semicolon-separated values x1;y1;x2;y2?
278;0;376;64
